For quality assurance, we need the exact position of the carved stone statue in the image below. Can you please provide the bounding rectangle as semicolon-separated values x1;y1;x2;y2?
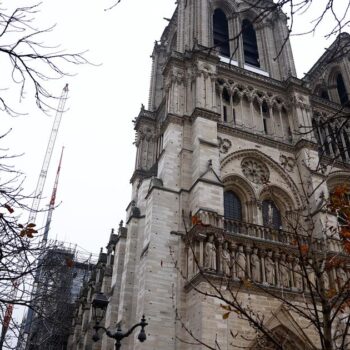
204;235;216;271
279;254;289;288
221;242;231;276
337;265;348;289
293;258;303;290
322;270;330;291
308;259;316;286
265;251;275;285
251;248;261;282
236;245;246;279
187;248;194;279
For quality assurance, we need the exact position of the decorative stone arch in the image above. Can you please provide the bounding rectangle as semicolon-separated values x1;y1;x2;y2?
326;65;349;104
250;305;315;350
209;0;237;59
222;174;257;222
259;185;297;230
169;31;177;53
327;171;350;193
210;0;237;17
250;325;309;350
221;149;302;209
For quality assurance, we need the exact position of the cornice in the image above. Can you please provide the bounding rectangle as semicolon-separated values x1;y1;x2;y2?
217;123;294;152
133;108;156;130
310;95;350;114
294;138;319;152
217;61;285;91
190;107;221;122
129;167;157;184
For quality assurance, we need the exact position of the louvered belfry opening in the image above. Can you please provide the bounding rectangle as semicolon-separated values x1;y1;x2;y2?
336;73;349;105
242;19;260;67
213;9;230;57
224;191;242;221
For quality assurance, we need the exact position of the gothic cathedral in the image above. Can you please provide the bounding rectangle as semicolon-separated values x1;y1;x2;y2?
69;1;350;349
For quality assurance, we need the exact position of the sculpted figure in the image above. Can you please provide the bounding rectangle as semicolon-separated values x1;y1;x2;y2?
322;271;330;291
204;235;216;271
293;258;303;290
221;242;231;276
307;259;316;287
265;251;275;285
236;245;246;279
279;254;289;288
251;248;261;282
337;265;348;289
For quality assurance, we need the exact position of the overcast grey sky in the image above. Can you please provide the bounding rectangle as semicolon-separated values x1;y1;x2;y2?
1;0;342;257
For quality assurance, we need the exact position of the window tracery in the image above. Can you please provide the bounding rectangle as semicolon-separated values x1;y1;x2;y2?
241;158;270;184
224;191;242;220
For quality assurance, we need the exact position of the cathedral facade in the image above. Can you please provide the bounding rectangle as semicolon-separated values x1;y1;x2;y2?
69;1;350;349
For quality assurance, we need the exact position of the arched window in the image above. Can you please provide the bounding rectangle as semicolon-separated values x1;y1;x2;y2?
224;191;242;220
213;9;230;57
336;73;349;105
262;200;281;229
242;19;260;68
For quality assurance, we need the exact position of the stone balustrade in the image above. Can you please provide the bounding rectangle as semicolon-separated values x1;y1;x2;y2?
186;233;349;293
185;210;348;292
194;209;343;252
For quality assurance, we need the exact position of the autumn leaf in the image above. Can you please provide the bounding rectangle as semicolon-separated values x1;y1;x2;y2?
27;223;36;228
220;304;231;311
66;258;74;268
340;228;350;239
243;278;253;288
4;204;14;214
191;215;202;225
344;240;350;254
300;244;309;255
223;312;230;320
325;288;337;298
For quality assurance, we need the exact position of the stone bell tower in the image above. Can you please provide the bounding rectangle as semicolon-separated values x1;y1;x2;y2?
89;1;350;350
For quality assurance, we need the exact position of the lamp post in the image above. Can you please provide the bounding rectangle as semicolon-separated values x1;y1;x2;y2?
91;292;148;350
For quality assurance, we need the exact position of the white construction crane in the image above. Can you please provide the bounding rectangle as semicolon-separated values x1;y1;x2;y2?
28;84;69;224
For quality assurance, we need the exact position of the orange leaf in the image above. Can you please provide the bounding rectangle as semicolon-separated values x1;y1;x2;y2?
300;244;309;255
344;241;350;254
66;258;74;268
191;215;202;225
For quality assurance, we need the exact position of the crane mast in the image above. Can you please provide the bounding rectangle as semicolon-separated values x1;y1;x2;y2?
43;147;64;243
28;84;68;224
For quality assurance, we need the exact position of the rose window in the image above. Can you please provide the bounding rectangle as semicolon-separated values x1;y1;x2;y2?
241;158;269;184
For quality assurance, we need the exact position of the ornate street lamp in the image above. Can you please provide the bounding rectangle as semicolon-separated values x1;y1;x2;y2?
91;292;148;350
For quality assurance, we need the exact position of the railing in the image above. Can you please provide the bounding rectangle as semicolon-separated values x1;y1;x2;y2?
195;209;343;252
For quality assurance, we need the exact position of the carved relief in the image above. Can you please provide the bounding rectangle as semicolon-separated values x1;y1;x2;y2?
204;235;216;271
280;154;296;172
241;158;270;184
217;136;232;154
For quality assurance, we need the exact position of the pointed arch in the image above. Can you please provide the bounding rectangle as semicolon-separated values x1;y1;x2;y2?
213;8;230;57
242;19;260;67
251;325;308;349
221;149;301;209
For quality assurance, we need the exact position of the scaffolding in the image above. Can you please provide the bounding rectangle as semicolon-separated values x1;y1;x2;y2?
18;241;97;350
